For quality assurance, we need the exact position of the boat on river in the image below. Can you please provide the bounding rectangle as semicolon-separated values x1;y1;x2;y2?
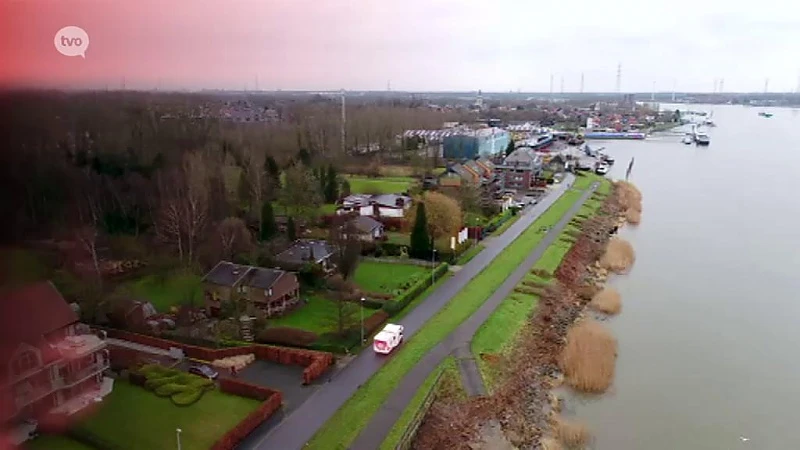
694;131;710;145
583;129;646;140
758;111;774;118
682;134;694;144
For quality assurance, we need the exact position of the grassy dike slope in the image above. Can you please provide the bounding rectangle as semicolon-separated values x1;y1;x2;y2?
472;174;612;390
306;181;591;450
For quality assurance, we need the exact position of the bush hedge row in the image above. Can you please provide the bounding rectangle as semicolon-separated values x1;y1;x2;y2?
136;364;214;406
382;263;449;315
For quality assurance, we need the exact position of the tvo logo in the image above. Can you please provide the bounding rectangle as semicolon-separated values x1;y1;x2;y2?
54;26;89;58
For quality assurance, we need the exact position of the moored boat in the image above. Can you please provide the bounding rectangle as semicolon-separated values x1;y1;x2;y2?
694;131;710;145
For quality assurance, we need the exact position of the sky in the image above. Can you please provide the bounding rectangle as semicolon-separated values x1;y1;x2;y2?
2;0;800;93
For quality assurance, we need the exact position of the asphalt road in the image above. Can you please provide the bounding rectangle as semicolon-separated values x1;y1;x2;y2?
246;174;577;450
349;181;599;449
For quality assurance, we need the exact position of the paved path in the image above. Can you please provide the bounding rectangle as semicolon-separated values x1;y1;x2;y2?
245;175;577;450
349;181;599;449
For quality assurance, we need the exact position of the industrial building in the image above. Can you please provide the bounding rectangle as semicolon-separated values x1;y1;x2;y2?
442;128;510;159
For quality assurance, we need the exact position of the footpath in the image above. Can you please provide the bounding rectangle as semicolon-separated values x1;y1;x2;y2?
350;181;599;449
244;175;578;450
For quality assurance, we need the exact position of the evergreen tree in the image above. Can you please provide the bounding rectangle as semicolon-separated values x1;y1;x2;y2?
316;166;327;200
286;216;297;241
260;201;277;241
341;179;351;197
264;156;280;180
297;148;312;166
237;170;250;207
324;165;339;203
505;139;515;156
410;202;432;259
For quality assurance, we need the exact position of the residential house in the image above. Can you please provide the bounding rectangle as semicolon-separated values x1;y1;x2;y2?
545;154;569;173
275;239;336;272
202;262;300;318
496;147;544;192
0;282;111;429
336;194;412;219
347;216;385;242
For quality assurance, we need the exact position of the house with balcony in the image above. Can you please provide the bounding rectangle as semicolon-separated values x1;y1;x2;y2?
0;282;112;436
496;147;544;192
202;262;300;318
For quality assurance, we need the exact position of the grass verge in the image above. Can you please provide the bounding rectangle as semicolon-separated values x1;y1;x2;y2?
455;244;484;266
305;183;588;450
471;177;611;390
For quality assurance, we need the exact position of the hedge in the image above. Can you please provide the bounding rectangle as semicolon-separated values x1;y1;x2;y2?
137;364;213;406
256;327;319;347
382;263;449;315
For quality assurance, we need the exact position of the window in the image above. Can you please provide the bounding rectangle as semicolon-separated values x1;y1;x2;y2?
12;350;38;376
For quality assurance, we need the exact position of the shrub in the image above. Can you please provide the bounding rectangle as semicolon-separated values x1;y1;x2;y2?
590;287;622;315
155;383;187;397
553;416;591;448
382;263;448;315
599;238;635;273
257;327;319;347
172;389;205;406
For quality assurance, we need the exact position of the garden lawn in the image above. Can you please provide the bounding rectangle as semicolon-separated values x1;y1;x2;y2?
26;434;93;450
354;261;427;294
268;293;379;334
384;232;410;246
74;381;259;450
1;248;49;287
305;185;588;450
345;176;415;194
119;271;203;312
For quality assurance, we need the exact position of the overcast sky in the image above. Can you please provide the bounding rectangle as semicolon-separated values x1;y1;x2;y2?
3;0;800;92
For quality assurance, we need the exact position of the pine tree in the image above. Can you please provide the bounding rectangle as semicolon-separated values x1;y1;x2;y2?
237;170;250;207
260;201;277;241
505;139;515;156
410;202;432;259
325;165;339;203
286;216;297;241
341;179;351;197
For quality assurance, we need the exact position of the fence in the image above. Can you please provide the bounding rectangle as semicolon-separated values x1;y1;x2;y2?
394;369;445;450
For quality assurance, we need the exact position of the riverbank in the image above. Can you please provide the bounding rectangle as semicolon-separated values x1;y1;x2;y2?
411;178;631;449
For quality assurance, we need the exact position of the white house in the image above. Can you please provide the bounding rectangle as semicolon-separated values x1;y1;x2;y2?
337;194;412;219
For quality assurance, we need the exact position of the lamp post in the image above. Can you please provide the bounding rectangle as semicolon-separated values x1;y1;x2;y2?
176;428;182;450
360;297;365;344
431;237;437;284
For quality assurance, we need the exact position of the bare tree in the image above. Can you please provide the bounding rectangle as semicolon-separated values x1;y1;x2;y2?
243;148;267;236
216;217;253;261
183;152;209;263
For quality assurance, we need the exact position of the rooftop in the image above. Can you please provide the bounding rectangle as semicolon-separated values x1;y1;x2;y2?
276;240;335;266
202;261;286;289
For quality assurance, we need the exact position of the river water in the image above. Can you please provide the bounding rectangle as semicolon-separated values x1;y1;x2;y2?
564;105;800;450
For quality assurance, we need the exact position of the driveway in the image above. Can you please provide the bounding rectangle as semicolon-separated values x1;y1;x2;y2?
240;174;578;450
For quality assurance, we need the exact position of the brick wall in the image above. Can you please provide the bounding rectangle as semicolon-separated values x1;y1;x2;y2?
99;328;333;384
211;378;283;450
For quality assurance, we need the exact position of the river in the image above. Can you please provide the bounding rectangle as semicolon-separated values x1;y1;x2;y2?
563;105;800;450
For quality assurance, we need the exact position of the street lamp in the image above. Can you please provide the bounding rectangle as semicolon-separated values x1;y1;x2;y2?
176;428;182;450
431;242;437;285
360;297;365;344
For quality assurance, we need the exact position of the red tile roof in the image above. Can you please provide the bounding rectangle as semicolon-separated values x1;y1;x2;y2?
0;281;78;350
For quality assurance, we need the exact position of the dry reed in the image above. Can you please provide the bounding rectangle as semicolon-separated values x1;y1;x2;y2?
541;437;565;450
553;416;591;448
599;238;635;273
616;181;642;212
590;287;622;315
559;320;617;393
625;208;641;225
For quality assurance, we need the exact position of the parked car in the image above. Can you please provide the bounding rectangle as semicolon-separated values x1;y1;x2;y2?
188;364;219;380
373;323;404;354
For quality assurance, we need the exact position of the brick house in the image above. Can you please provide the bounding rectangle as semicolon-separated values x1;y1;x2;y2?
202;262;300;318
496;147;544;192
0;282;112;431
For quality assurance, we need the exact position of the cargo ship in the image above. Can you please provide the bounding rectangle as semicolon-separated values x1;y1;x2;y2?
583;130;646;140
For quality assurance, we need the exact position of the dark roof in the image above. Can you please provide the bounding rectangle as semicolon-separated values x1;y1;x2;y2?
0;282;78;345
202;261;285;289
350;216;383;234
276;240;335;265
202;261;251;286
246;267;284;289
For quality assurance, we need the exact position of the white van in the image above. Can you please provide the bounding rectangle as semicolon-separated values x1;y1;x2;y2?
373;323;404;354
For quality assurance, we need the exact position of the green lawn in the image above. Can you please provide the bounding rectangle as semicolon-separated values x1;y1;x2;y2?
306;186;588;450
379;357;458;450
26;434;94;450
118;271;203;312
354;261;427;294
384;232;410;245
74;381;259;450
268;293;378;334
463;211;488;227
345;176;415;194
